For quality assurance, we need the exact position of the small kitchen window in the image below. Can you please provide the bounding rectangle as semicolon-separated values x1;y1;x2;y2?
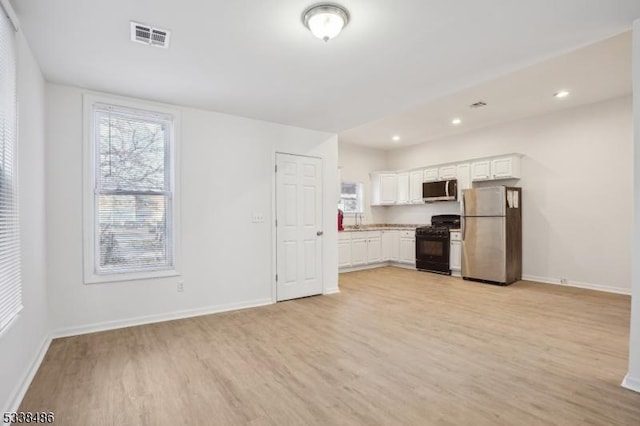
339;182;363;214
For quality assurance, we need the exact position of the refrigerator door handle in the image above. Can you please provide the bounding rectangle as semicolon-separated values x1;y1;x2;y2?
461;217;465;241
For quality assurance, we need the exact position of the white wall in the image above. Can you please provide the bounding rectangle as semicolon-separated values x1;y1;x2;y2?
342;96;632;293
45;83;338;334
337;143;388;225
0;32;49;412
625;19;640;393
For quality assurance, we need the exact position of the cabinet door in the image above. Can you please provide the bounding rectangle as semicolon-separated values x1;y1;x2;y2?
338;240;352;268
438;165;457;180
409;170;424;204
471;160;491;181
367;237;382;264
492;157;516;179
380;174;397;204
399;237;416;265
390;231;400;261
423;168;439;182
396;173;410;204
381;231;392;261
351;239;367;266
450;240;462;271
456;163;471;202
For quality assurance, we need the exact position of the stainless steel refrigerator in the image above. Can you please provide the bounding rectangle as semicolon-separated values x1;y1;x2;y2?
461;186;522;285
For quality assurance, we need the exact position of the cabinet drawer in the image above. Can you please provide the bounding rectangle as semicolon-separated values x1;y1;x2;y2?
399;230;415;238
450;231;461;241
338;232;351;241
351;231;381;240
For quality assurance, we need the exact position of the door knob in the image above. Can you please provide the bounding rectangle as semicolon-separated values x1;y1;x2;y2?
317;231;323;236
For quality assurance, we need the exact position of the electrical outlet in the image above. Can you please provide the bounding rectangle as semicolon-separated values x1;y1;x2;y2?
177;280;184;292
560;277;568;284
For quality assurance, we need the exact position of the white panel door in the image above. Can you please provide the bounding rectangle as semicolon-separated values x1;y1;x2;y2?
491;157;513;179
471;160;491;181
367;236;381;263
338;240;351;268
424;168;439;182
351;238;367;266
276;153;323;301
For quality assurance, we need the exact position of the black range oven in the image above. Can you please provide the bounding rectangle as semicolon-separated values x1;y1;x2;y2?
416;214;460;275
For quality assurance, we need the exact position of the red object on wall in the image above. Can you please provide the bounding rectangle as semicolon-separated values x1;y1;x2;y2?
338;209;344;231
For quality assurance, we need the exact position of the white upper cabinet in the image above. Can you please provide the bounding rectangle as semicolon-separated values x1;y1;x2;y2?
371;173;397;205
471;160;492;181
409;170;424;204
396;172;410;205
423;168;439;182
438;165;457;180
471;155;521;181
456;163;471;201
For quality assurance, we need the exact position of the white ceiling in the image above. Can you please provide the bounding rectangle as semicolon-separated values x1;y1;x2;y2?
340;31;633;149
11;0;640;134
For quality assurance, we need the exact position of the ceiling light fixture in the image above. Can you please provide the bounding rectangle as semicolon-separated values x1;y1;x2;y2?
451;118;462;125
554;90;570;99
303;4;350;42
392;135;400;142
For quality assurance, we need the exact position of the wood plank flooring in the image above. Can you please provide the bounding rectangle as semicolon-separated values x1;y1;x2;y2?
19;267;640;425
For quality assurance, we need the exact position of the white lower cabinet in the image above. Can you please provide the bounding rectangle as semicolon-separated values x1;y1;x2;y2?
381;230;399;261
351;237;367;266
338;240;352;268
399;230;416;265
339;229;412;270
450;231;462;273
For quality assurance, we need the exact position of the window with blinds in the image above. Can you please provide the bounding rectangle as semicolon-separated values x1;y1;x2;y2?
91;104;174;276
0;6;21;332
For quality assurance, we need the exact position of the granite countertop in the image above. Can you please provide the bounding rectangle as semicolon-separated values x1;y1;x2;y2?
342;224;426;232
449;228;461;232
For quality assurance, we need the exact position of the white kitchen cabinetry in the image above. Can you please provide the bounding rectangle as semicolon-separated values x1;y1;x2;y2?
456;163;471;201
409;170;424;204
338;233;352;268
438;165;457;180
396;173;410;205
471;155;521;181
398;230;416;265
371;173;397;205
423;168;439;182
450;231;462;273
381;230;399;261
349;231;382;266
351;237;367;266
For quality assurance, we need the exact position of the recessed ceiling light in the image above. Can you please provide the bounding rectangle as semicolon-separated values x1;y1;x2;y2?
554;90;570;99
451;118;462;125
392;135;400;142
302;4;350;42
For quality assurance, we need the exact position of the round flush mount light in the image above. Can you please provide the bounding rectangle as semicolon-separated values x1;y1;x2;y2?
451;118;462;125
392;135;400;142
303;4;350;42
554;90;570;99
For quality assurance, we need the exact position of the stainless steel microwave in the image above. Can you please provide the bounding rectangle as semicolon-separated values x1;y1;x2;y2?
423;179;457;202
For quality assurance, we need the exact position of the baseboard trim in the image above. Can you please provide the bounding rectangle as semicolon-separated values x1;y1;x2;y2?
323;288;340;295
5;335;52;413
51;298;274;338
522;275;630;295
339;262;416;273
622;374;640;393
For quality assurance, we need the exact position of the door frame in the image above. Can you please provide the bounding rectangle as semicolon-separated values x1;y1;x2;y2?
271;151;325;303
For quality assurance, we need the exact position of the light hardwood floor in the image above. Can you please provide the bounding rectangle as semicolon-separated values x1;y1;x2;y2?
19;267;640;425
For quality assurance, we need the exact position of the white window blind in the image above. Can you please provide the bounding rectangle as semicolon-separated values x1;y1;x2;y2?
92;104;174;275
339;182;363;214
0;5;21;332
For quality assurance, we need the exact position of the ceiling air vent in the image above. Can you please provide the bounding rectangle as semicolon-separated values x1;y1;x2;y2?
469;101;487;109
130;21;170;48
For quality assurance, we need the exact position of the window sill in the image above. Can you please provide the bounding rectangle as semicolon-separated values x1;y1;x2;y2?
84;268;180;284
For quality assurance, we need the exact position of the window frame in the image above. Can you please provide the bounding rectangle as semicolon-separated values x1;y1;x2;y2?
339;181;364;215
82;93;181;284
